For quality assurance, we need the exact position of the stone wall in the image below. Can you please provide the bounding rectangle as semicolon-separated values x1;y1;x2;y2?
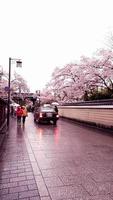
0;98;7;134
58;105;113;129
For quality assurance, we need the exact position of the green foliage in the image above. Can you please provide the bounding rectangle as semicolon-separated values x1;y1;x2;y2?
88;88;113;100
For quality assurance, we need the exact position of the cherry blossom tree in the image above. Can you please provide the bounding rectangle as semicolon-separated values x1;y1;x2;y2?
11;72;30;93
41;84;55;104
80;49;113;94
0;69;30;97
43;48;113;103
45;64;85;102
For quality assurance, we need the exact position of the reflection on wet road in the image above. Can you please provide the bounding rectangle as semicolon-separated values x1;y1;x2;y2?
37;125;60;144
24;113;113;152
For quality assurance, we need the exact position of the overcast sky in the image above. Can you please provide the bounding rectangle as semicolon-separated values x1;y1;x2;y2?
0;0;113;92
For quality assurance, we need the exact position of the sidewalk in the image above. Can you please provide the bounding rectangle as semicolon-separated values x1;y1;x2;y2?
0;116;43;200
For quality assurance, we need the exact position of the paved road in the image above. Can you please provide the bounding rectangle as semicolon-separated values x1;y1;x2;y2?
0;113;113;200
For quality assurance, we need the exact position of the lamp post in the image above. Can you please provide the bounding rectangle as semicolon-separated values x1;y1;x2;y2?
0;66;3;80
38;90;40;106
7;57;22;128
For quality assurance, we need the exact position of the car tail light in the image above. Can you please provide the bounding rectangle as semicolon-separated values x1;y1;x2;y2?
39;112;43;118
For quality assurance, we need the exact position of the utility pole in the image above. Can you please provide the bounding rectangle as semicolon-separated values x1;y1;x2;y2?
7;58;11;127
7;57;22;128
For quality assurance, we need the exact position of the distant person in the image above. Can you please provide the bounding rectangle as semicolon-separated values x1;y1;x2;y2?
54;105;58;114
16;106;23;125
21;106;28;125
11;105;14;116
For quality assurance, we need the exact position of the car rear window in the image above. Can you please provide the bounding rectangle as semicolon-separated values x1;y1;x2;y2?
41;107;55;112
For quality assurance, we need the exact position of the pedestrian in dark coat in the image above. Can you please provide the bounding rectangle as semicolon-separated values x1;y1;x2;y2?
54;105;58;114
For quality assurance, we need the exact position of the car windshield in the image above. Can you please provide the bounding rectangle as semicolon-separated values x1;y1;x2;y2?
41;106;55;112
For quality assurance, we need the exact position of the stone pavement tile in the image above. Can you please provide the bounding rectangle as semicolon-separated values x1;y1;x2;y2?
81;176;99;195
0;192;18;200
18;171;33;177
41;197;51;200
48;185;90;199
96;182;111;195
47;195;112;200
27;183;38;190
109;182;113;194
68;166;95;176
44;176;64;187
19;198;29;200
26;175;35;180
0;178;10;184
29;196;41;200
19;189;39;199
1;165;18;171
25;166;33;172
9;185;28;193
17;164;32;170
0;170;10;176
41;168;72;178
10;162;25;168
17;163;31;169
10;168;25;174
0;188;8;195
60;174;82;186
18;179;36;186
31;162;41;175
86;195;113;200
29;153;36;162
35;158;75;170
0;172;18;179
10;176;26;182
91;172;113;182
110;193;113;200
0;181;18;189
35;175;49;197
80;176;113;196
24;138;34;154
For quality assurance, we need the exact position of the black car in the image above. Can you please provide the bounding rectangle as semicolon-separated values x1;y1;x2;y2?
34;106;59;125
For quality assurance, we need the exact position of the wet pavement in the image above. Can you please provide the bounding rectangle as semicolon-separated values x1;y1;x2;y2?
0;113;113;200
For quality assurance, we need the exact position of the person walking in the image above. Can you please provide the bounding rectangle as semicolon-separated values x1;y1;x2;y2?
16;106;23;125
54;105;58;114
21;106;28;125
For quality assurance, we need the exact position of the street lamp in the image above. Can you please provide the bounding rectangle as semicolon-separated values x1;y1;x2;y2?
7;57;22;127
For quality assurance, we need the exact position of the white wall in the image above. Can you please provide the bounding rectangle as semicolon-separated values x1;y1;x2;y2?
59;105;113;129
